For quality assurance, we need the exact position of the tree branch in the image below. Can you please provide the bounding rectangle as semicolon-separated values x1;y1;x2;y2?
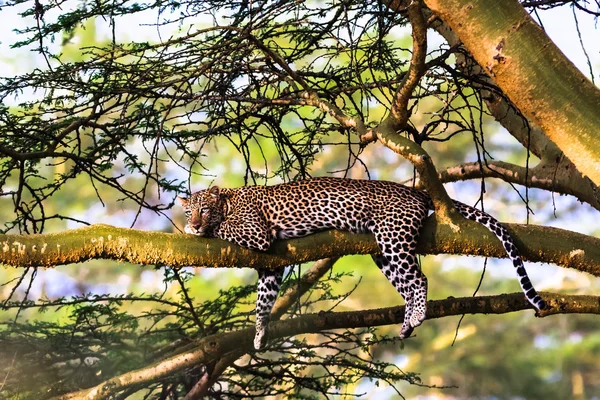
390;0;428;126
1;221;599;277
240;25;369;136
428;12;600;211
360;0;428;143
423;0;600;186
185;258;337;399
374;120;460;227
361;1;461;225
53;291;600;400
435;160;600;211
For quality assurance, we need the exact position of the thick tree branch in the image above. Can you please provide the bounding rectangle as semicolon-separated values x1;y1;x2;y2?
374;120;460;227
361;0;429;144
436;160;600;211
1;221;599;277
361;1;460;225
390;0;428;126
429;12;600;211
54;292;600;400
423;0;600;185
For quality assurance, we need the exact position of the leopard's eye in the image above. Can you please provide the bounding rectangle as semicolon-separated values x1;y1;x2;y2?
200;207;209;214
184;209;192;217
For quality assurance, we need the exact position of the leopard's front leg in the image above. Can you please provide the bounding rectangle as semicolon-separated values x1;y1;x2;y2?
218;212;271;251
217;212;281;349
254;269;284;350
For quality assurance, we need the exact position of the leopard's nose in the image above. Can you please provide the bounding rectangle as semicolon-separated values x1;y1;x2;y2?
191;223;201;230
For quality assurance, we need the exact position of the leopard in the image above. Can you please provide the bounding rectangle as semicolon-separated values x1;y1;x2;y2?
178;177;546;350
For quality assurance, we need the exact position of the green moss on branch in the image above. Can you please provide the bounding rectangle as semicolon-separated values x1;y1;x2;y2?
1;220;599;277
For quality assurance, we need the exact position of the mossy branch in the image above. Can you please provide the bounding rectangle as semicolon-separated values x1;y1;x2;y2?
54;291;600;400
1;221;599;277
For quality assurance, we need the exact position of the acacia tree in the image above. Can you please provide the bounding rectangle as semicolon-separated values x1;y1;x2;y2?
0;0;599;398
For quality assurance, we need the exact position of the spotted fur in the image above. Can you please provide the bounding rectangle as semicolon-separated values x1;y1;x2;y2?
179;177;546;349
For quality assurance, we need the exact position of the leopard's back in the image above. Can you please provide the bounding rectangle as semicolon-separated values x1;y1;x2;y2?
258;177;430;239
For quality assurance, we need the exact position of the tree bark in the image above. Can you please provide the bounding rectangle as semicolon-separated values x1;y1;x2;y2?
1;221;599;277
423;0;600;185
428;13;600;211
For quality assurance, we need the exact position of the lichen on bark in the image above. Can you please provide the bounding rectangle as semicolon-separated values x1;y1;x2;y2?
1;222;599;278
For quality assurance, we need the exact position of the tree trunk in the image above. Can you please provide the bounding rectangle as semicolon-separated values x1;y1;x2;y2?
424;0;600;185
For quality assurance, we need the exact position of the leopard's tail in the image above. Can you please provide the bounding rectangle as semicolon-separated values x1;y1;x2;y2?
446;200;547;311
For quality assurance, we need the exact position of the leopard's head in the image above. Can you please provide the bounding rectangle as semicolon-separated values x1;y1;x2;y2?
177;186;225;237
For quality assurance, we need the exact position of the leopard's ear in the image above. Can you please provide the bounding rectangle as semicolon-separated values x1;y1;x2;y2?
208;186;220;199
176;196;189;207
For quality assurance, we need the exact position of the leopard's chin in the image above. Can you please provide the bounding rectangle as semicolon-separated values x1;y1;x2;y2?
184;225;214;237
184;225;203;235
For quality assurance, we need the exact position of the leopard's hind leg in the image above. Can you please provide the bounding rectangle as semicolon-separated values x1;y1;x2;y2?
254;268;284;350
371;206;428;337
371;254;415;338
